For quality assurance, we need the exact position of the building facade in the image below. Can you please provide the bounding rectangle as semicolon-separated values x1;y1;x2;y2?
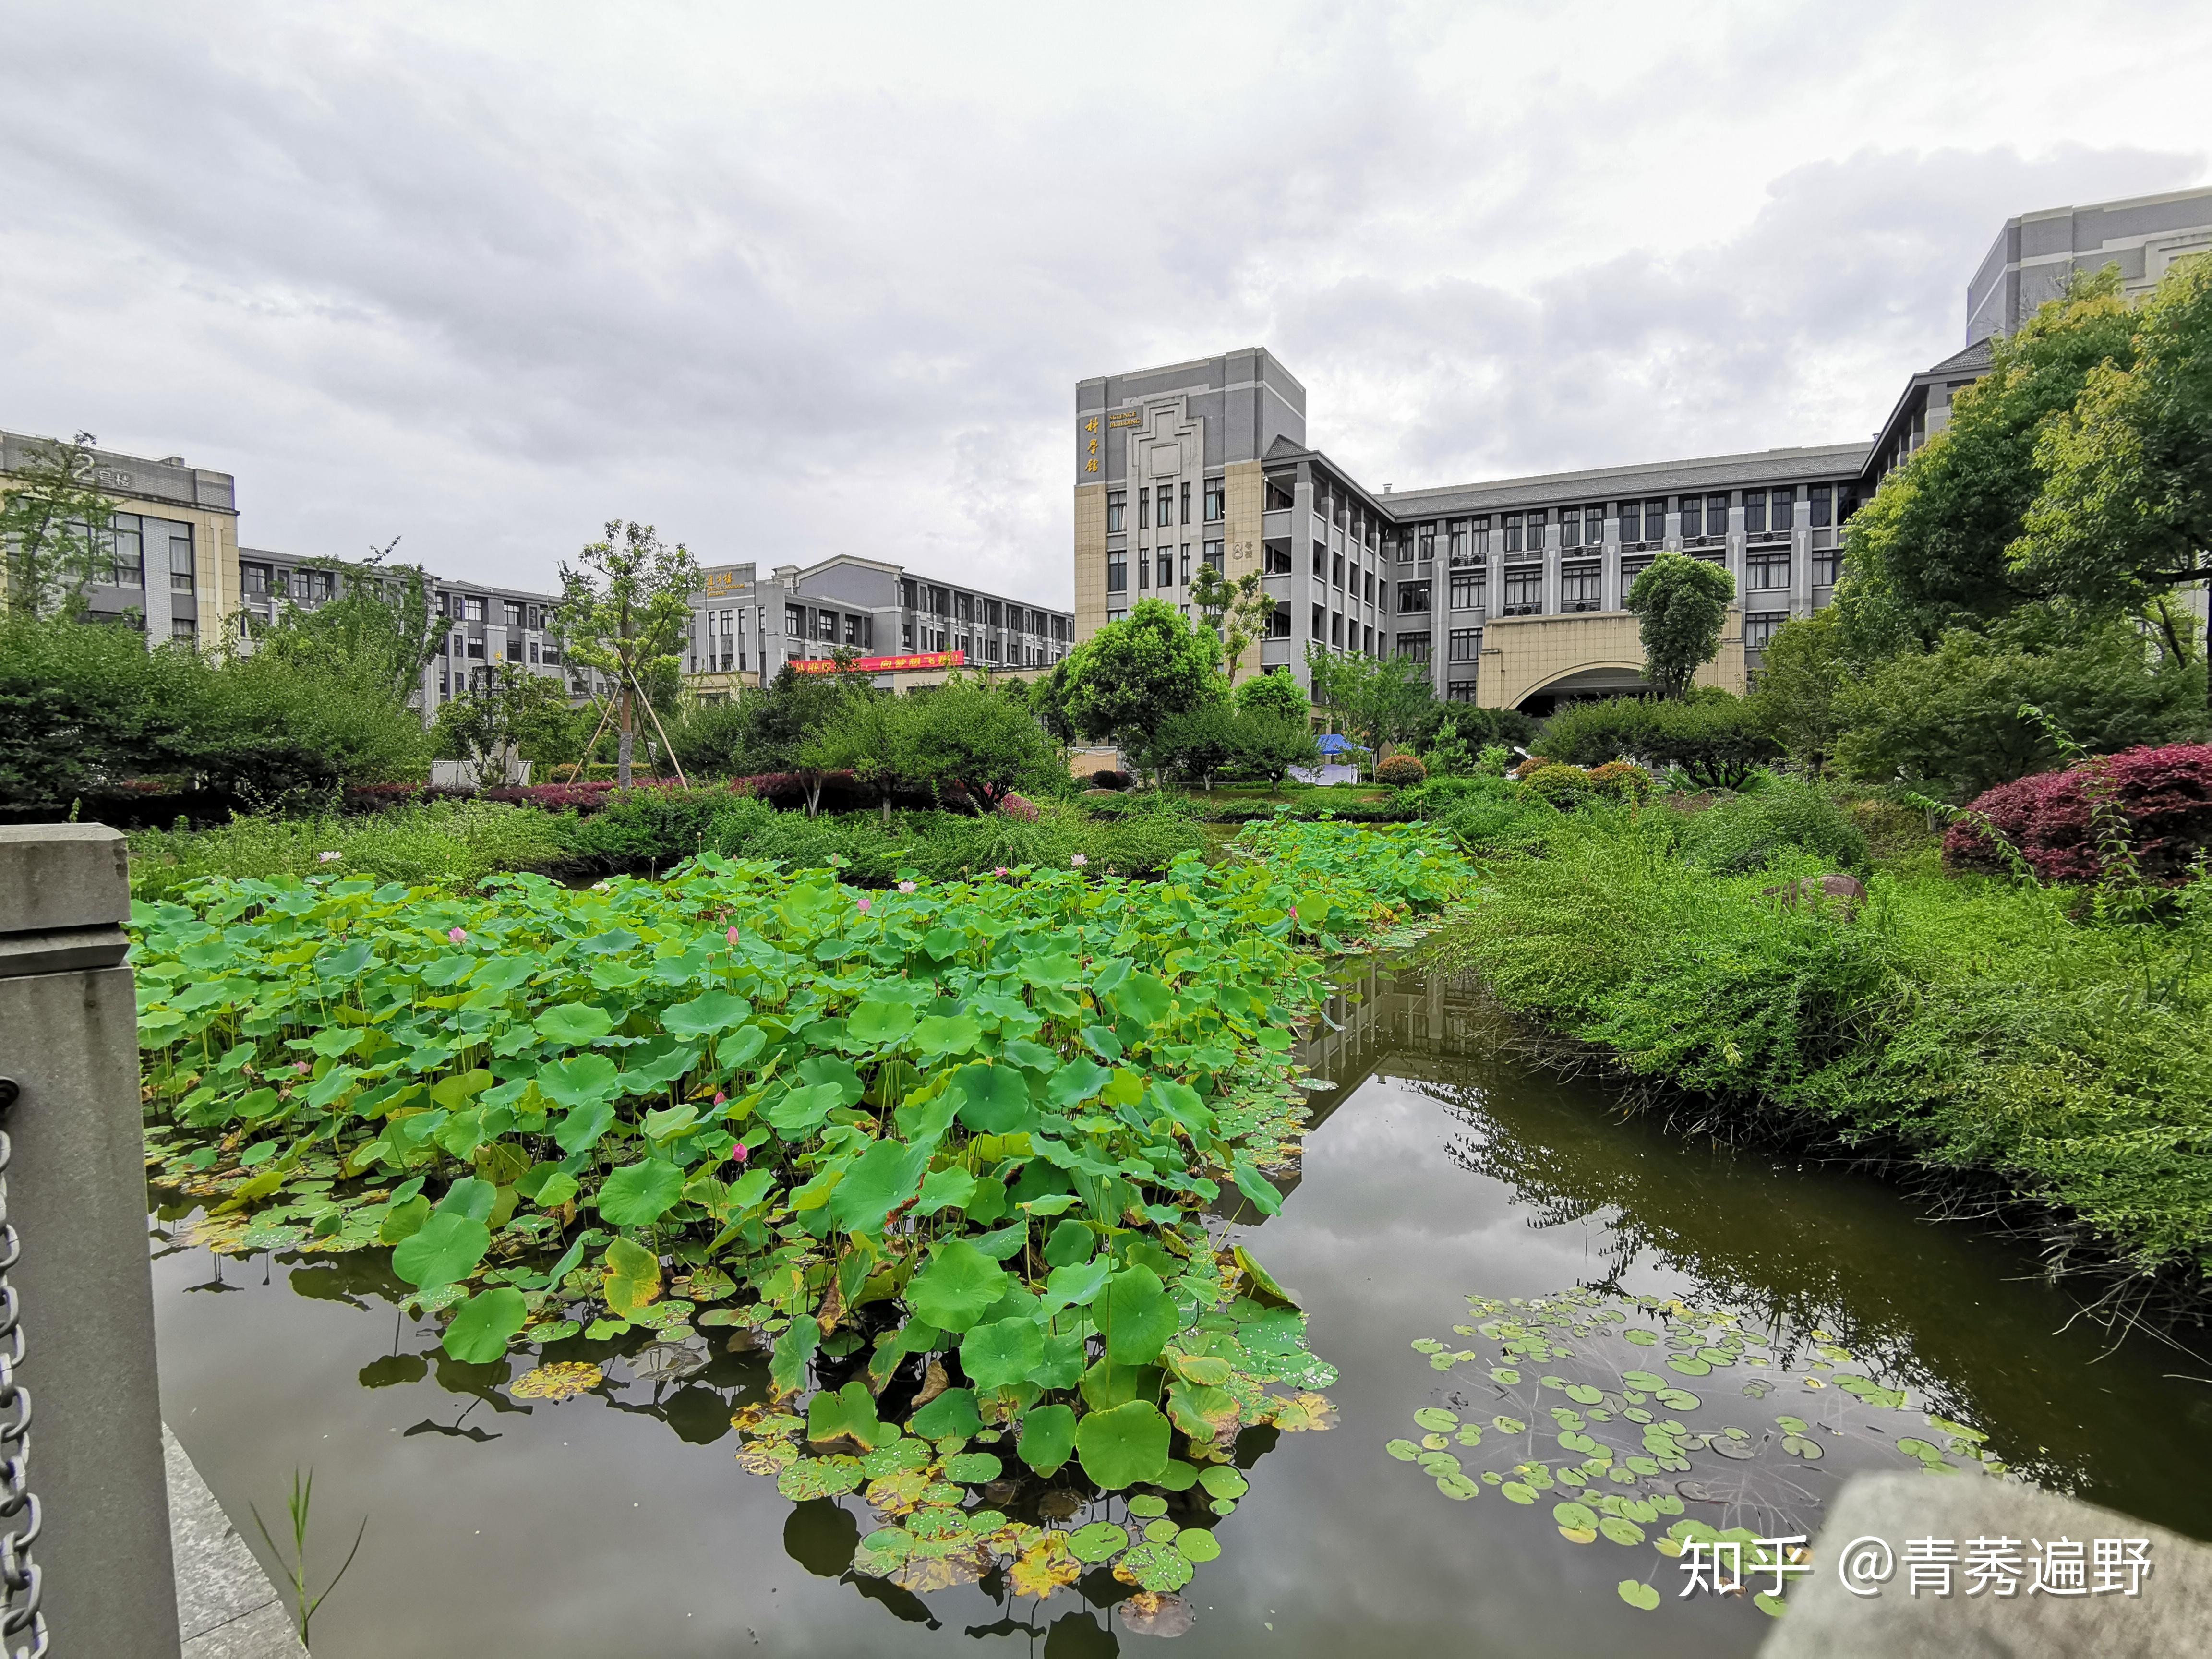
685;553;1072;697
1965;185;2212;346
0;431;240;645
1072;191;2212;715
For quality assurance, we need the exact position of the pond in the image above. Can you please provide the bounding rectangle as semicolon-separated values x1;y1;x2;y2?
152;962;2212;1656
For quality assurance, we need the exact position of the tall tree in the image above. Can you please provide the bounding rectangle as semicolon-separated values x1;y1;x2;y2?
431;663;581;777
1746;609;1850;770
801;684;916;822
555;521;699;788
250;540;444;707
905;674;1059;810
2012;254;2212;694
1625;553;1734;698
0;433;120;621
1233;667;1308;726
1834;268;2137;649
1188;564;1276;683
1058;598;1227;767
1302;645;1435;776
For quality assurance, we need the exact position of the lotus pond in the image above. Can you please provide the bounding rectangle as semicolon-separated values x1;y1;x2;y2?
140;831;2212;1655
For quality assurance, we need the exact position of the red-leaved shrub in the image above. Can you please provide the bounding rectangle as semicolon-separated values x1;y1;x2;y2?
1944;743;2212;885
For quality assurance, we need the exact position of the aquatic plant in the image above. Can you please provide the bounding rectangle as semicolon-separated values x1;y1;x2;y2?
1384;1287;2006;1619
136;821;1462;1606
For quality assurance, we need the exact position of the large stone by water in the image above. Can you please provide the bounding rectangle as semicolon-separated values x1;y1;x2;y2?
1761;1470;2212;1659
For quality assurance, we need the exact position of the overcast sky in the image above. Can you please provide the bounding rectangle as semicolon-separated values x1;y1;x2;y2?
5;2;2208;606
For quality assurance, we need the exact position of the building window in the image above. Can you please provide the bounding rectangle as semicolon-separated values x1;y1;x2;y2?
1106;490;1126;534
1503;567;1542;615
169;530;194;592
171;616;196;641
1162;550;1178;589
1398;580;1431;614
1501;513;1522;554
106;515;144;587
1265;473;1296;510
1156;489;1173;529
1311;603;1324;638
1621;555;1654;594
1203;539;1223;574
242;562;270;597
466;637;485;659
1770;489;1795;533
1364;569;1376;606
1417;523;1436;563
1137;552;1151;590
1560;505;1601;550
1449;574;1484;612
1179;482;1192;525
1562;563;1601;610
1747;549;1790;589
1813;548;1842;588
1396;633;1431;662
1708;494;1731;537
1448;628;1479;662
1445;520;1468;565
1744;612;1786;650
843;613;863;646
1447;681;1479;702
1107;609;1128;624
1107;551;1128;594
1265;542;1292;575
1331;613;1344;648
1203;478;1225;523
1744;492;1768;536
785;603;804;636
1677;497;1701;539
1809;483;1834;529
1330;552;1344;589
1267;608;1292;638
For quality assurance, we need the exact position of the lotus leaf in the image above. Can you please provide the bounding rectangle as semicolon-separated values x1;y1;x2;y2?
1413;1407;1459;1433
1174;1527;1221;1563
535;1004;614;1046
959;1317;1046;1392
907;1241;1010;1334
1009;1532;1080;1598
941;1451;1001;1484
1102;1265;1178;1367
442;1287;528;1362
391;1211;490;1291
1618;1580;1661;1611
1075;1399;1171;1490
908;1387;983;1439
1068;1521;1130;1563
777;1457;864;1501
1113;1540;1194;1594
661;989;747;1039
597;1158;685;1227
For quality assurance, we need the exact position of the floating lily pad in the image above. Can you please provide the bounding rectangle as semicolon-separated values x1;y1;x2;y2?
1413;1407;1459;1433
1067;1521;1130;1563
777;1457;863;1501
1174;1527;1221;1562
1113;1540;1194;1594
511;1361;603;1401
1619;1579;1661;1611
1385;1438;1420;1462
1196;1466;1248;1500
1142;1518;1180;1544
1599;1516;1646;1546
1436;1472;1480;1500
941;1452;1002;1484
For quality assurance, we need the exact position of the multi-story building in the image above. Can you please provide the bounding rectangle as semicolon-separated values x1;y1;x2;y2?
685;553;1072;697
0;431;240;644
1966;185;2212;345
1073;189;2212;716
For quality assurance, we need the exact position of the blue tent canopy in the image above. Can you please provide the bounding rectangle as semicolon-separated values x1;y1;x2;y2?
1315;733;1370;757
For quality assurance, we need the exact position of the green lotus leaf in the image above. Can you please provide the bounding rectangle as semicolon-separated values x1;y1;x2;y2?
769;1316;819;1398
1016;1403;1077;1477
1118;1539;1194;1593
1618;1579;1661;1611
762;1082;844;1140
537;1053;619;1109
808;1381;888;1446
1436;1473;1480;1500
960;1316;1046;1392
1554;1501;1599;1530
846;1000;918;1046
1075;1399;1171;1490
1046;1057;1111;1107
442;1286;528;1362
661;989;748;1039
912;1014;982;1057
1102;1265;1178;1367
777;1457;863;1501
1038;1257;1112;1317
1666;1355;1711;1376
1196;1464;1247;1500
1412;1407;1459;1433
1067;1521;1130;1564
391;1211;491;1291
906;1387;981;1439
597;1158;685;1227
949;1063;1033;1133
1564;1383;1604;1405
535;1004;614;1046
1126;1495;1169;1518
906;1241;1010;1334
826;1138;932;1237
1600;1516;1646;1546
1501;1482;1536;1504
1174;1527;1221;1563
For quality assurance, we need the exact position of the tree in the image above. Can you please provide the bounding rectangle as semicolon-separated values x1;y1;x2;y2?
801;685;916;822
906;675;1060;810
431;664;581;776
1534;692;1778;789
1147;703;1240;790
1302;645;1435;777
555;521;699;788
1837;268;2138;649
1834;607;2207;802
1189;564;1276;683
731;660;854;814
1;433;120;621
249;541;444;707
1031;659;1081;745
1625;553;1734;698
1746;609;1850;770
1227;710;1321;785
2012;254;2212;697
1233;668;1308;726
1059;599;1227;767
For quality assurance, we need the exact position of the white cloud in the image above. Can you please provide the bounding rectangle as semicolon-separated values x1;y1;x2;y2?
1;0;2205;605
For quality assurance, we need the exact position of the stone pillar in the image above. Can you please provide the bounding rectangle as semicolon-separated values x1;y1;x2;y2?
0;826;181;1658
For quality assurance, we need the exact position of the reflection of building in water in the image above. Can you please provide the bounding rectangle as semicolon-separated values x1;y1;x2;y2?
1293;962;1500;1115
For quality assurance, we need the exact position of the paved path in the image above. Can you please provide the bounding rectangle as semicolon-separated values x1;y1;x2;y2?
167;1427;309;1658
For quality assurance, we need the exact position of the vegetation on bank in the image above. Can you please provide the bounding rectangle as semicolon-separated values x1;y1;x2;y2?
131;819;1461;1587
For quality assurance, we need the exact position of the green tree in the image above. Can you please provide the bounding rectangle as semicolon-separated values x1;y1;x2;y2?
1031;659;1080;745
1;433;120;621
1837;269;2138;649
1189;564;1276;683
1302;645;1435;777
1834;606;2207;802
555;521;699;788
800;684;915;822
431;663;581;776
1535;691;1777;789
907;675;1062;810
1059;599;1227;767
1625;553;1734;698
249;541;444;708
2012;254;2212;688
1233;667;1308;726
1146;703;1239;790
1228;710;1321;785
1746;608;1850;769
728;659;855;813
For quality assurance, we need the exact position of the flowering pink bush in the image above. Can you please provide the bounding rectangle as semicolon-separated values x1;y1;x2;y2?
1945;743;2212;885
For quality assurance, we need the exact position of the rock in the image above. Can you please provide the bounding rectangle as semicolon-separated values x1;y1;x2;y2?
1762;874;1867;917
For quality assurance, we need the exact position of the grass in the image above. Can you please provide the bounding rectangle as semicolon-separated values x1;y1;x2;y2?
1429;798;2212;1286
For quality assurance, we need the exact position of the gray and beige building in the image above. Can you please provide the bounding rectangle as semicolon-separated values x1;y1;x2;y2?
1071;185;2212;714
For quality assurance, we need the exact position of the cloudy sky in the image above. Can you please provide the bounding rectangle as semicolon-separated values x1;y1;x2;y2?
5;2;2208;606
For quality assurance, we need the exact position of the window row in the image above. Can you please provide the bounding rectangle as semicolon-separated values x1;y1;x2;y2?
1382;484;1851;561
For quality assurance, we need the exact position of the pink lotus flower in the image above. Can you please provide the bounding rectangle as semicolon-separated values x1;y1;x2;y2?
856;896;872;914
448;927;467;944
730;1142;750;1165
726;926;740;946
294;1061;310;1075
1288;906;1299;919
713;1091;728;1106
993;866;1009;878
897;880;917;894
1070;853;1088;868
317;851;342;864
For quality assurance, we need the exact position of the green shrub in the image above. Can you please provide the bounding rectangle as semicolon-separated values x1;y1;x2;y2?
1375;754;1427;787
1516;761;1595;809
1586;761;1654;802
1536;693;1779;789
1675;777;1871;875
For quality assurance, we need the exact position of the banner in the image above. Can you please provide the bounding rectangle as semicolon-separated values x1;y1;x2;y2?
789;650;966;676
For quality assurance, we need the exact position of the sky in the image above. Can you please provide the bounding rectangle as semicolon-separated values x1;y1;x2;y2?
4;1;2209;607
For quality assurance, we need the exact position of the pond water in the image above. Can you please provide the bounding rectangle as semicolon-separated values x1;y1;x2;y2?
152;963;2212;1657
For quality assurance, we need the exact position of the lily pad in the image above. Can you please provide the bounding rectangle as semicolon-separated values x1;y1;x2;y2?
1174;1527;1221;1563
1618;1579;1661;1611
1067;1521;1130;1563
1113;1540;1195;1594
1413;1407;1459;1433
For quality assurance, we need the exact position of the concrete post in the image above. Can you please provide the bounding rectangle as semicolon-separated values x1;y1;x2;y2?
0;826;180;1657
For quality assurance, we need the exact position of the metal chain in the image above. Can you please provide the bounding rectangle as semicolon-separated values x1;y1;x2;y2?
0;1082;46;1659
